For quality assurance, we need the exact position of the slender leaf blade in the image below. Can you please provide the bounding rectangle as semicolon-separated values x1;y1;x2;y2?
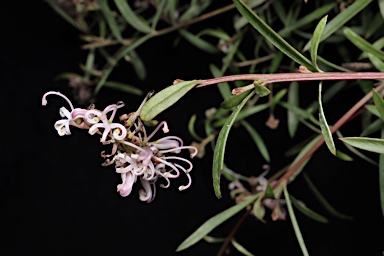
311;15;328;71
231;239;255;256
303;173;353;219
213;92;255;198
344;27;384;61
104;81;143;96
288;82;299;138
114;0;151;33
283;183;309;256
140;80;201;121
372;90;384;120
241;120;270;162
339;137;384;154
97;0;123;42
303;0;374;51
380;127;384;218
179;29;219;54
290;195;329;223
232;0;316;71
210;64;232;99
176;194;258;252
278;3;335;37
318;82;336;155
220;89;253;109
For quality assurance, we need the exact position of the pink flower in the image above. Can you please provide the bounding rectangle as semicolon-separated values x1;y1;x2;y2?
42;91;88;136
85;102;127;142
43;91;198;202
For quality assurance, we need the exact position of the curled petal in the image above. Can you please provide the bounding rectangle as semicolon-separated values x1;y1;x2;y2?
59;106;72;119
117;172;136;197
54;119;71;136
139;178;154;202
156;136;183;147
85;109;101;124
110;123;127;141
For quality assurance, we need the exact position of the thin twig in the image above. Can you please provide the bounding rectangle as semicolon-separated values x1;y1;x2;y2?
217;209;252;256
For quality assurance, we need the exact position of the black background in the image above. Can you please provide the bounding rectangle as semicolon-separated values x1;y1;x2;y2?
1;1;384;255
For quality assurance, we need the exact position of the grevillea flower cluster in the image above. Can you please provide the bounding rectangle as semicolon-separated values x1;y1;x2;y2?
42;91;198;202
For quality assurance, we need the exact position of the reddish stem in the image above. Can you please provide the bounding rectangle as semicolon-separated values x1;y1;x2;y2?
197;72;384;88
274;82;384;185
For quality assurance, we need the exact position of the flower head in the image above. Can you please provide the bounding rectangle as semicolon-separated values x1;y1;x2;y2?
42;91;198;202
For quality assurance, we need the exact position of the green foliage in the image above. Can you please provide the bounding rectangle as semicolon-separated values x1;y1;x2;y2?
45;0;384;254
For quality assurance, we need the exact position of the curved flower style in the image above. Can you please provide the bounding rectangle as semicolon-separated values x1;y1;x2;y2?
85;102;127;142
114;120;198;202
42;91;88;136
42;91;198;202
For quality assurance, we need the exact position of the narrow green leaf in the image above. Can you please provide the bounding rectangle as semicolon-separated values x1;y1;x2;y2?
380;127;384;218
307;81;346;114
94;34;152;94
151;0;167;30
233;0;267;30
289;195;329;223
140;80;201;121
288;82;299;138
303;0;373;51
176;194;258;252
241;120;270;162
44;0;87;32
196;28;231;41
97;0;123;42
361;118;383;137
365;104;381;118
337;131;378;166
310;16;328;71
210;64;232;100
283;183;309;256
254;82;270;97
317;55;352;72
368;54;384;72
220;89;252;109
303;173;353;219
335;150;354;161
221;36;243;73
104;81;143;96
213;103;269;128
179;0;213;21
203;236;225;243
179;29;219;54
318;82;336;155
289;135;321;182
114;0;151;33
372;90;384;120
127;50;146;80
188;114;203;141
213;92;255;198
344;27;384;61
264;184;275;199
253;196;266;221
339;137;384;154
271;88;288;112
269;52;283;74
232;0;316;71
278;3;335;37
231;239;255;256
379;0;384;20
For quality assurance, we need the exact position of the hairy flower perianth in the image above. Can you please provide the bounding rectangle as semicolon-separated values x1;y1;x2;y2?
42;91;198;202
